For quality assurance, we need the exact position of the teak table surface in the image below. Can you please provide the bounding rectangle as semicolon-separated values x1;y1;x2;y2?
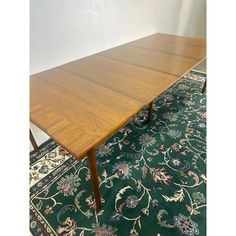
31;33;206;158
30;33;206;211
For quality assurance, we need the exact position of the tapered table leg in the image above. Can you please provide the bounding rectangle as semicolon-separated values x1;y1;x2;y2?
87;148;102;212
30;129;39;151
202;79;207;93
146;101;153;123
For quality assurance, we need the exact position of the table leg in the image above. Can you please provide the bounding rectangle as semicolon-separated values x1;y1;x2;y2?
202;79;207;93
87;148;102;212
146;101;153;123
30;129;39;151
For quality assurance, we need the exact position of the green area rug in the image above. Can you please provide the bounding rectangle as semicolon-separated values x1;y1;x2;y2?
30;71;206;236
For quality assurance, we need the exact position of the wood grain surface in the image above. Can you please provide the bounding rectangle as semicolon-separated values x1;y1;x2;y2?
30;33;206;159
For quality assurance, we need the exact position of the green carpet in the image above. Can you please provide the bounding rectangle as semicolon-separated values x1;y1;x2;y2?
30;70;206;236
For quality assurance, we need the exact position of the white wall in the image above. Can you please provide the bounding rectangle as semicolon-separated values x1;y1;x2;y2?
177;0;206;38
30;0;206;150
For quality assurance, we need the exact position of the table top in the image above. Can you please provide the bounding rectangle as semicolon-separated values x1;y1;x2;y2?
30;33;206;159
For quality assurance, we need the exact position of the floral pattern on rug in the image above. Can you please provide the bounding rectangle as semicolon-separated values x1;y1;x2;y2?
30;71;206;236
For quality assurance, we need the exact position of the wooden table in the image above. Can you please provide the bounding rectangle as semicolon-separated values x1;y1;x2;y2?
30;33;206;212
